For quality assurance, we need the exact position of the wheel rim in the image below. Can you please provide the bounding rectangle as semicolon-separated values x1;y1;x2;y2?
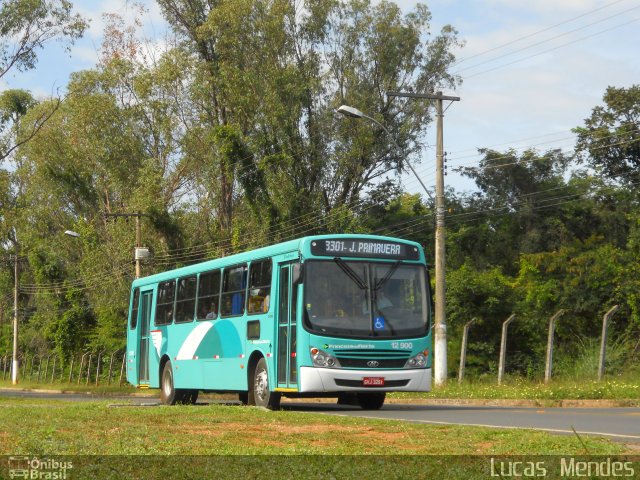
163;367;172;397
254;368;268;403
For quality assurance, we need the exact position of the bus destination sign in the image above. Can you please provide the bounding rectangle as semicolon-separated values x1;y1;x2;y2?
310;238;420;260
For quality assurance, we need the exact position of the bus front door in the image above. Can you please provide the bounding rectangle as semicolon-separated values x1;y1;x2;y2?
277;263;298;389
138;291;153;385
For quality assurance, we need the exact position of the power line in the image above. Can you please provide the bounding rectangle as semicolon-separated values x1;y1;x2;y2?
450;0;629;68
453;4;640;76
463;17;640;79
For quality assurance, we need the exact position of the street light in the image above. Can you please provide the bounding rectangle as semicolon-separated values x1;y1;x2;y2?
336;103;447;385
336;106;433;200
64;230;80;238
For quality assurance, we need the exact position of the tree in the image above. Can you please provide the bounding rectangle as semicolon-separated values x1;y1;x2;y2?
0;1;87;162
574;85;640;186
156;0;462;242
0;0;86;80
456;148;575;273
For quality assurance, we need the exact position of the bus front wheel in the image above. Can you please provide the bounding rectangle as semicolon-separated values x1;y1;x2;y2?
357;392;386;410
250;357;280;410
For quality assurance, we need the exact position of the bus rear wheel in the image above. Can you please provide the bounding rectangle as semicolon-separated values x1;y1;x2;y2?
180;389;199;405
250;357;280;410
160;360;194;405
357;392;386;410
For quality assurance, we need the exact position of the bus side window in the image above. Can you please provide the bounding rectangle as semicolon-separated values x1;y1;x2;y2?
130;288;140;329
175;275;197;323
221;264;247;317
155;280;176;325
197;270;221;320
248;259;272;314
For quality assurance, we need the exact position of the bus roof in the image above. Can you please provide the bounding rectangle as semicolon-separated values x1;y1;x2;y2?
131;234;425;289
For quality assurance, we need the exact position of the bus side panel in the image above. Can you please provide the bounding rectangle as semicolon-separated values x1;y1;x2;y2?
164;319;245;391
200;319;245;390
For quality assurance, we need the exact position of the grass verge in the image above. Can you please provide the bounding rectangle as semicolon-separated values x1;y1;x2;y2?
389;376;640;403
0;397;630;456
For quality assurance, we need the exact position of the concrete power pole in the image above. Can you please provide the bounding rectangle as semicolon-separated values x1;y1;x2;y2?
103;212;149;279
135;213;142;279
12;249;19;385
387;91;460;386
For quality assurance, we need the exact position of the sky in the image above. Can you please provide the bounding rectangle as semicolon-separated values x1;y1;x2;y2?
2;0;639;195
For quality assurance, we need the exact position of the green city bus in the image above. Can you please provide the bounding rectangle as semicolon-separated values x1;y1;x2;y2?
126;234;432;410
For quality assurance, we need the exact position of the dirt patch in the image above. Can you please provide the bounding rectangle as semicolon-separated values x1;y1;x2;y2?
475;441;496;453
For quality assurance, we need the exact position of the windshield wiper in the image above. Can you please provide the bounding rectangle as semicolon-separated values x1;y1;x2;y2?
333;257;367;290
374;261;401;290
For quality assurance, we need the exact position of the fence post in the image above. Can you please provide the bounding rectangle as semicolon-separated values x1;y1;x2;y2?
458;318;477;384
50;356;57;383
60;358;66;383
118;351;126;386
95;351;104;387
544;310;565;384
68;356;75;383
36;357;42;382
43;355;51;382
30;355;37;381
498;314;516;385
108;350;118;386
21;354;28;380
598;305;620;381
78;352;89;384
86;354;93;386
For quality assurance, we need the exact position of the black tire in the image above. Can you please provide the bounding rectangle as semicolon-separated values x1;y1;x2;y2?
160;360;179;405
336;392;359;406
179;389;199;405
250;357;281;410
357;392;386;410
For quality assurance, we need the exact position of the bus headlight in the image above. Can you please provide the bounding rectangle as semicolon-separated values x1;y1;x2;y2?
310;348;341;368
404;352;428;368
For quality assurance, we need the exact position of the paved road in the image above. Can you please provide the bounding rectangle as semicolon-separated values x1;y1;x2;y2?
2;389;638;441
282;402;640;442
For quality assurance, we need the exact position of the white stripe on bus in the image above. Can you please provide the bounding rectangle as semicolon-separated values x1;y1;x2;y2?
175;322;213;360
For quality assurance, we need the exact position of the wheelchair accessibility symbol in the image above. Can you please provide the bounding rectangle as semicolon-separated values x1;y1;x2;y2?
374;316;385;330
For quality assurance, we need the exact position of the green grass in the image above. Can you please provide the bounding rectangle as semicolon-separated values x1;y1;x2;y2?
389;375;640;403
0;397;629;456
1;397;636;479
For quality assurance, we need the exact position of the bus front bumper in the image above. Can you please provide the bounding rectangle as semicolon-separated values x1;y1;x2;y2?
298;366;431;393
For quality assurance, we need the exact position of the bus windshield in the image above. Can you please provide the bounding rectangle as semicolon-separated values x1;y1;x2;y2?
303;260;430;338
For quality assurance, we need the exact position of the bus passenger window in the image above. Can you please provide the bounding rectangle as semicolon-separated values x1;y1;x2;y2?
155;280;176;325
196;270;221;320
221;264;247;317
248;259;272;314
175;276;197;323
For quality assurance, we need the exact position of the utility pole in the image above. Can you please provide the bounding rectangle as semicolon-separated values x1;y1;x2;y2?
103;212;149;279
12;249;19;384
387;90;460;386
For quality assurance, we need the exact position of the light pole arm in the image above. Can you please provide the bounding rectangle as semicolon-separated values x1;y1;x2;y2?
359;113;434;202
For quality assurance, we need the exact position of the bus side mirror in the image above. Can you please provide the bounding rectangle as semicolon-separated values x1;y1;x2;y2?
292;263;304;285
426;268;435;313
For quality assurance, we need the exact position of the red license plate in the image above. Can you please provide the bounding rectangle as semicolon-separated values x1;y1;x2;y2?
363;377;385;387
